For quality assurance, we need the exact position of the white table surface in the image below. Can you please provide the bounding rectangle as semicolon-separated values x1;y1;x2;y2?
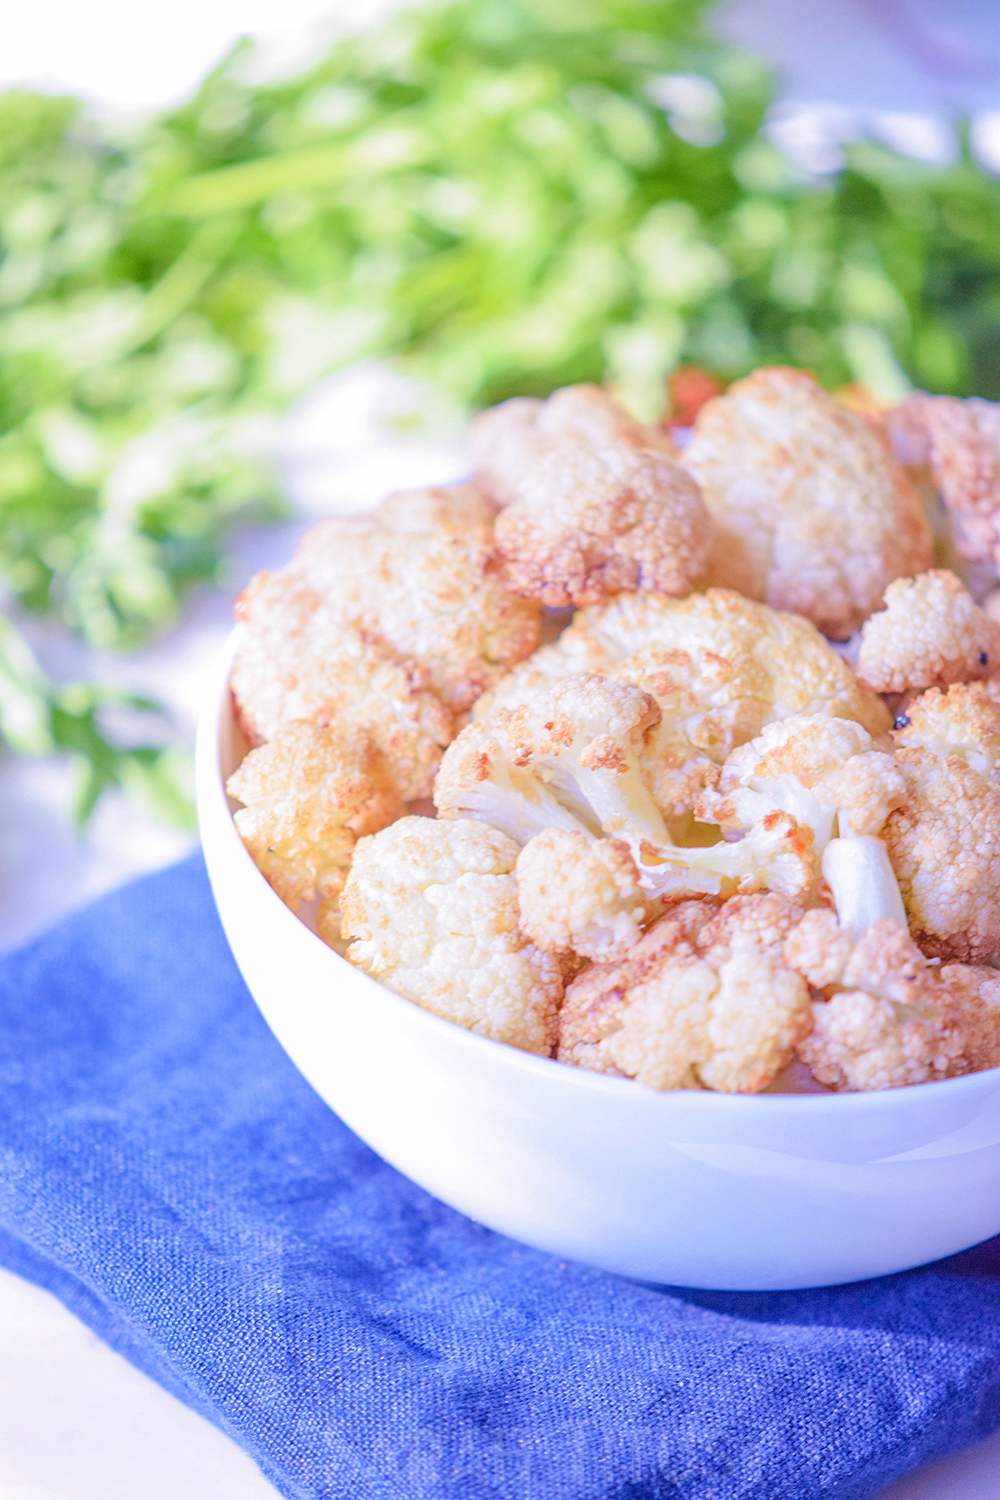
3;3;1000;1496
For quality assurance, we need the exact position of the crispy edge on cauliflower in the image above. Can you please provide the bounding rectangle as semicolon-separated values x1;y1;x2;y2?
516;828;648;962
492;441;712;608
785;912;1000;1089
339;816;565;1054
227;721;403;932
434;673;670;850
683;367;933;638
890;393;1000;567
856;570;1000;693
883;685;1000;963
557;893;811;1093
469;383;679;506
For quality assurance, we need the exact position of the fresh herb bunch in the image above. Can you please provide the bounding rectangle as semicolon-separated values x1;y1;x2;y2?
5;0;1000;817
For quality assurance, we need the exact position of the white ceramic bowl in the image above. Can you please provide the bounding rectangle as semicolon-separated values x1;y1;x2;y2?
197;633;1000;1290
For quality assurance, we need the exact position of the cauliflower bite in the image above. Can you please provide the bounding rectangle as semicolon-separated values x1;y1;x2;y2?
435;673;670;850
856;570;1000;693
232;491;540;760
340;816;565;1054
683;367;933;638
701;714;907;852
884;685;1000;962
785;911;1000;1090
227;721;402;911
231;579;453;801
469;383;680;506
476;588;890;741
890;393;1000;566
492;443;712;608
557;894;811;1092
516;828;648;962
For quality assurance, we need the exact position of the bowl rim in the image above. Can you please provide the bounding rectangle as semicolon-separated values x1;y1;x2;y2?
200;626;1000;1115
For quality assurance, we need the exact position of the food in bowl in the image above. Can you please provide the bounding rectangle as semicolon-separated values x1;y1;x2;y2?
225;368;1000;1097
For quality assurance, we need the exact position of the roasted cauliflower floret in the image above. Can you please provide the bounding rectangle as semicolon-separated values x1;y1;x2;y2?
516;828;648;962
469;383;711;608
557;893;811;1093
785;912;1000;1090
434;673;670;851
293;512;541;715
613;641;765;819
883;685;1000;963
890;393;1000;567
469;383;679;506
893;681;1000;782
856;570;1000;693
683;367;933;638
340;816;565;1054
492;443;712;608
231;581;452;801
477;588;890;741
231;498;540;763
701;714;907;851
226;721;402;912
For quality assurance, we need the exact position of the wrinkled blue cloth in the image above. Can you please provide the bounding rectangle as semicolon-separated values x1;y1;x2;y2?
1;855;999;1500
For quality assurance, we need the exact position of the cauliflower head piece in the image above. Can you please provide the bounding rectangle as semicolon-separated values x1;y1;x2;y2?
857;570;1000;693
683;367;933;638
890;393;1000;567
475;589;890;785
231;575;453;802
340;816;566;1055
516;828;648;962
884;685;1000;963
701;714;907;852
470;383;679;506
557;893;811;1093
232;491;540;759
492;442;712;608
227;721;402;913
434;673;670;851
785;911;1000;1089
470;383;711;607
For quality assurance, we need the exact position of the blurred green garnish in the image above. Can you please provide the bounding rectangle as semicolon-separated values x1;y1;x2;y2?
5;0;1000;817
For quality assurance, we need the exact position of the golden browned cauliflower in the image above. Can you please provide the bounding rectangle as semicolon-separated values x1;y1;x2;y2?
435;673;670;850
515;828;648;962
557;894;811;1093
683;367;933;638
884;685;1000;963
469;383;679;506
469;384;711;608
890;393;1000;567
785;911;1000;1090
475;589;890;739
701;714;907;851
226;722;402;940
230;489;540;768
441;670;816;903
231;578;453;802
856;570;1000;693
339;816;566;1054
492;444;712;608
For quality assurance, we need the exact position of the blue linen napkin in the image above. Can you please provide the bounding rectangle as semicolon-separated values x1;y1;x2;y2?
1;854;999;1500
